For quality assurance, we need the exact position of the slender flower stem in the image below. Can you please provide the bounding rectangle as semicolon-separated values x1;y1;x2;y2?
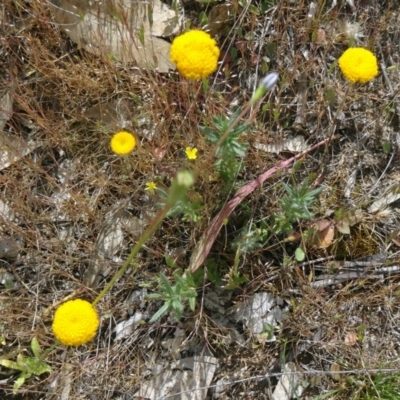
40;341;59;361
214;101;252;156
92;201;175;307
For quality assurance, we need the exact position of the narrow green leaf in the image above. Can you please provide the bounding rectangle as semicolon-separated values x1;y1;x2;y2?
160;273;174;297
0;359;25;372
149;302;171;322
13;374;29;395
31;337;41;358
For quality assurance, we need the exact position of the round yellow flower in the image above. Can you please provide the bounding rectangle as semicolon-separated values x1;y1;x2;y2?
52;299;99;346
110;131;136;155
338;47;378;83
170;30;220;80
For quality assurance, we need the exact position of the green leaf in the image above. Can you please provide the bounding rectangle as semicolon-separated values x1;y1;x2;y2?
24;357;51;376
172;299;184;314
248;4;260;15
149;302;171;322
295;247;305;262
146;293;164;300
189;297;196;311
31;337;41;358
160;273;174;297
164;255;176;268
13;373;29;394
325;87;336;107
0;359;26;372
383;141;392;154
138;25;145;46
199;11;208;26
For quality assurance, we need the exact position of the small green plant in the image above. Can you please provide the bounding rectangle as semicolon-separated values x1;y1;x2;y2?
157;187;203;223
0;338;51;394
147;271;198;322
2;67;279;393
357;371;400;399
273;178;323;234
200;109;250;184
223;245;248;289
316;371;400;400
232;221;269;253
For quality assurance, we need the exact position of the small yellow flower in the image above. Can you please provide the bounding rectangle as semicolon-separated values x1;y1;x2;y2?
185;147;198;160
52;299;99;346
110;131;136;155
170;30;220;80
145;181;157;195
338;47;378;83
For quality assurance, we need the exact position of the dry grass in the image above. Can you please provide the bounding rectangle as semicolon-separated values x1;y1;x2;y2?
1;0;400;398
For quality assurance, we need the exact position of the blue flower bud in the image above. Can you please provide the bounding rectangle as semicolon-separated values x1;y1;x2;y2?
250;72;279;104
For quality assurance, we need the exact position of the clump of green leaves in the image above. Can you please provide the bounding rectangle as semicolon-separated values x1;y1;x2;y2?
356;371;400;400
147;271;198;322
232;220;269;253
0;338;51;394
273;179;323;234
159;189;203;223
201;109;250;184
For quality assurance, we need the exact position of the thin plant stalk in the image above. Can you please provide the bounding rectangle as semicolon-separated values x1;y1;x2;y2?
92;203;172;307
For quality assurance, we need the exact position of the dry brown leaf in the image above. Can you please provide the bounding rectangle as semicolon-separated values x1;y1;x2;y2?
336;209;363;234
312;220;334;248
315;28;326;43
330;363;342;381
0;91;13;131
50;0;182;72
336;219;350;235
0;132;40;171
344;331;358;346
313;219;331;231
207;4;235;36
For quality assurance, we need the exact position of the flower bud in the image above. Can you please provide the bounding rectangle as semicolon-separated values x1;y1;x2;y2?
250;72;279;104
167;171;195;206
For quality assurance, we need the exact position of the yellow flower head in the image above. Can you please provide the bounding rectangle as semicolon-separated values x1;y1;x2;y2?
338;47;378;83
185;147;198;160
52;299;99;346
111;131;136;155
170;30;220;80
145;181;157;195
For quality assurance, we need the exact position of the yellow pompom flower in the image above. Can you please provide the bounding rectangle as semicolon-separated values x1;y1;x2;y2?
110;131;136;155
170;30;220;80
52;299;99;346
338;47;378;83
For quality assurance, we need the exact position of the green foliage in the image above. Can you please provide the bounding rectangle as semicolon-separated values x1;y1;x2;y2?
357;372;400;399
147;271;198;322
201;109;250;184
0;338;51;394
273;179;323;234
223;245;248;289
315;371;400;400
231;221;269;252
156;172;201;223
158;187;203;223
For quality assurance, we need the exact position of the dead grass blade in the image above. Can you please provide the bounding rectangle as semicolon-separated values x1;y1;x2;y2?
189;136;336;273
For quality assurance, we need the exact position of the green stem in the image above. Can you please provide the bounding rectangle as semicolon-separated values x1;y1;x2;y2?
214;101;252;156
40;341;59;361
91;203;171;307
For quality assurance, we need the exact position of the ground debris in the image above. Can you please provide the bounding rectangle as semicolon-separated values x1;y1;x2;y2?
134;355;218;400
